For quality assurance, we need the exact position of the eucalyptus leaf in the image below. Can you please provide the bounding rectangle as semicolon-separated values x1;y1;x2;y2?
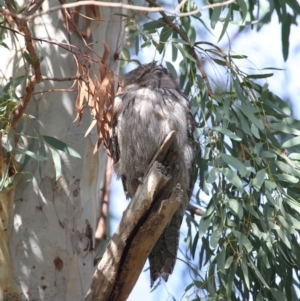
270;122;300;135
210;228;222;248
217;248;226;274
218;7;231;42
249;259;269;288
166;61;177;79
226;262;237;297
271;288;288;301
220;153;247;176
224;256;233;269
237;0;248;22
282;136;300;148
221;168;244;193
289;153;300;160
276;228;291;249
210;6;222;29
199;217;211;238
49;147;61;181
246;73;273;79
251;169;265;191
42;135;81;158
206;167;218;184
143;17;175;31
232;230;253;253
241;104;264;130
24;51;33;64
15;148;48;161
213;126;242;141
6;127;15;152
227;199;243;219
240;258;250;289
273;161;300;177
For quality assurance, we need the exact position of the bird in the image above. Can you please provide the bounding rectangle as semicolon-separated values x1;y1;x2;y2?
110;62;196;286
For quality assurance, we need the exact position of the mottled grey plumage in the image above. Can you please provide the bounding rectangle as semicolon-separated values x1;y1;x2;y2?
110;63;196;286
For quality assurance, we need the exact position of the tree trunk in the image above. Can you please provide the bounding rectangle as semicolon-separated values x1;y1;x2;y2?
0;1;125;300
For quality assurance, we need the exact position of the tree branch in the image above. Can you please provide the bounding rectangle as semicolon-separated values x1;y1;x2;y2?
85;131;180;301
187;204;205;216
0;0;236;21
3;0;42;138
109;185;184;301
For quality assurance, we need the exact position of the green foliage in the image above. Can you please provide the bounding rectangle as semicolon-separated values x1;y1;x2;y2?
120;0;300;300
248;0;299;61
191;75;300;300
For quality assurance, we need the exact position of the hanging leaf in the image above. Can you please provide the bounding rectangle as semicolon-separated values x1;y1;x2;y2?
220;153;247;176
221;168;244;193
42;135;81;158
49;147;62;181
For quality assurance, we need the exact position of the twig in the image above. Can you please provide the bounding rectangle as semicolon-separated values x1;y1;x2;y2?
23;0;45;16
32;88;77;95
11;76;36;133
42;76;83;82
15;22;42;83
176;0;236;17
195;41;230;68
0;25;98;64
187;204;204;216
173;0;188;13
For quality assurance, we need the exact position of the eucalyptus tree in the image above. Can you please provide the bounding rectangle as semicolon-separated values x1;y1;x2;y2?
0;0;299;301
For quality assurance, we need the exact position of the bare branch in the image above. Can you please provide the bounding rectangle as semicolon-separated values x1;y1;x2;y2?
23;0;45;16
175;0;236;17
18;21;42;83
109;185;184;301
0;25;99;63
85;161;171;301
42;76;83;82
0;0;237;21
11;76;36;133
32;88;76;95
174;0;188;13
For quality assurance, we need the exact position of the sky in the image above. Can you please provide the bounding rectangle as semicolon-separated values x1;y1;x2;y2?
109;3;300;301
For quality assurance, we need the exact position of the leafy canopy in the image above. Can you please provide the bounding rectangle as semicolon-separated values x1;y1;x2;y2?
120;0;300;300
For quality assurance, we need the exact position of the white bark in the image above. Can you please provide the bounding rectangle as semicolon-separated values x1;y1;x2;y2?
0;1;125;300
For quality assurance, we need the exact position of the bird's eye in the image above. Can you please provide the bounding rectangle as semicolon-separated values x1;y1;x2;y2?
152;66;168;75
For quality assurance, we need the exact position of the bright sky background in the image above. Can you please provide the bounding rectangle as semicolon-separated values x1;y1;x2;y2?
109;3;300;300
